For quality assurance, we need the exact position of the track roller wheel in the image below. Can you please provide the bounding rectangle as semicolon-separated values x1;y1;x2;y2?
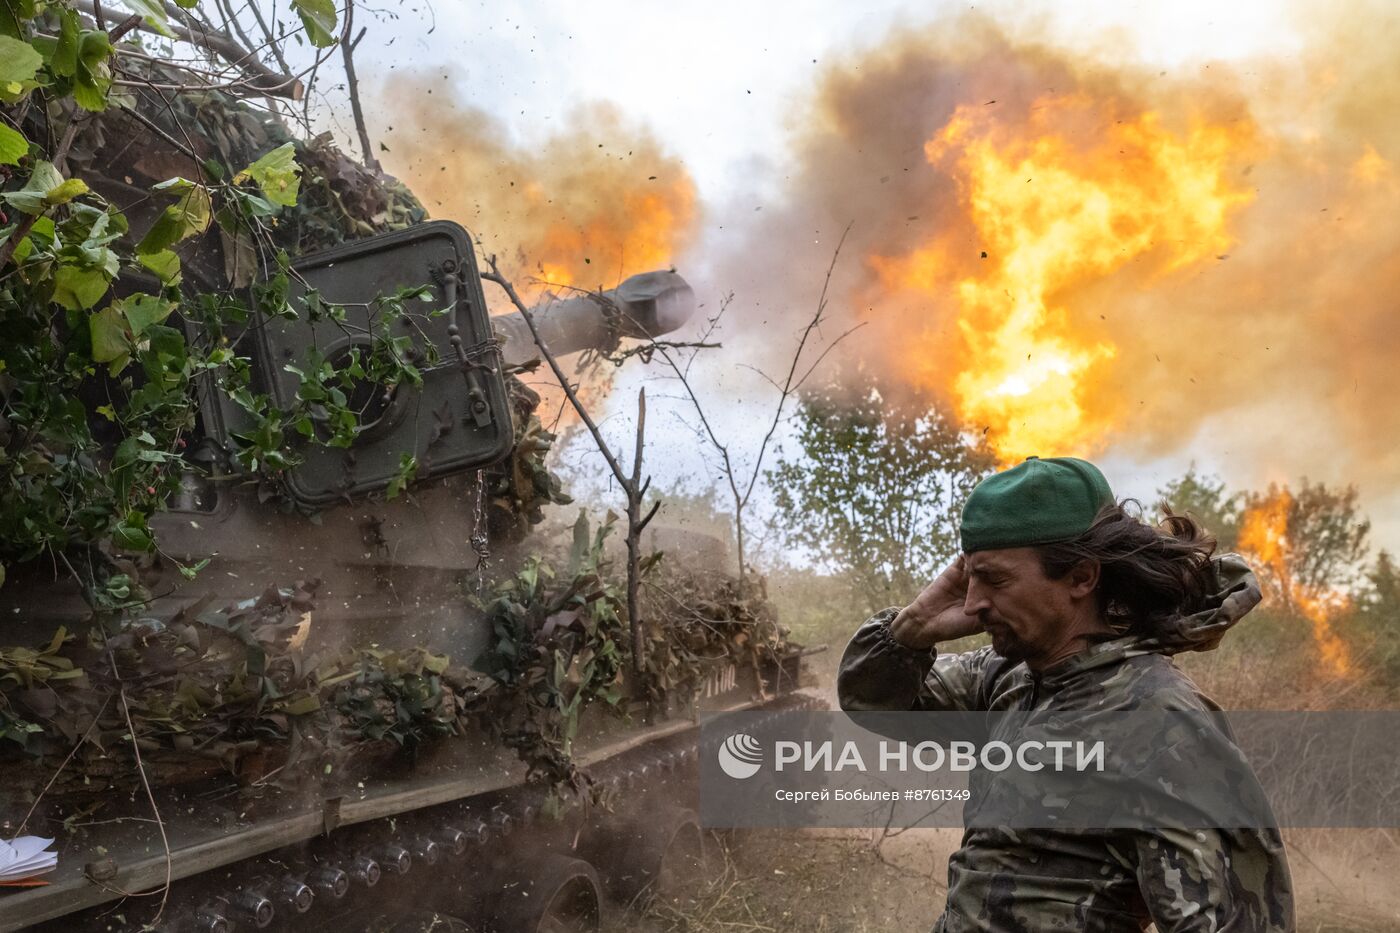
485;852;601;933
579;807;705;908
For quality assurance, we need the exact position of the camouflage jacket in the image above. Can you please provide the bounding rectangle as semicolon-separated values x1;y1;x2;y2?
837;554;1295;933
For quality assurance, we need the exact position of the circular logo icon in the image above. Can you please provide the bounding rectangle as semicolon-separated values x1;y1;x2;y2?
718;732;763;779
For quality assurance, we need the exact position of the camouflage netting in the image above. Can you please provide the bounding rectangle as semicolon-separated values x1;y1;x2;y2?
0;583;488;806
0;527;799;809
64;59;428;261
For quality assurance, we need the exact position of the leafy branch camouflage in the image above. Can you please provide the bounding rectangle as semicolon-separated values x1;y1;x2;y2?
0;581;488;806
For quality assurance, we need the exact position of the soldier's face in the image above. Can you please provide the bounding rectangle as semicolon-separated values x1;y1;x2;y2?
961;548;1081;664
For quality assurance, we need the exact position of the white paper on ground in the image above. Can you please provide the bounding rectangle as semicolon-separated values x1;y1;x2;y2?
0;836;58;881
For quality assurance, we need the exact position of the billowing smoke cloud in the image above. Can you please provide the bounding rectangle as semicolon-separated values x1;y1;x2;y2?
371;12;1400;525
706;9;1400;495
376;71;698;304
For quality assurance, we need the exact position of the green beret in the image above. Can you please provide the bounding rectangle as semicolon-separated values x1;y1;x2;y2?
960;456;1115;552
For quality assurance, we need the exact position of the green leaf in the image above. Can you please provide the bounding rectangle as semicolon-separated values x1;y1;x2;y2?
72;30;114;111
291;0;338;47
177;558;210;579
90;304;131;364
112;512;154;551
386;454;418;499
7;215;52;264
138;178;212;254
70;81;106;112
43;178;89;206
0;36;42;87
117;0;175;38
121;294;175;336
2;163;87;213
78;29;114;70
0;122;26;165
52;265;110;310
138;248;182;284
2;161;61;214
0;0;36;40
49;8;81;77
236;142;302;207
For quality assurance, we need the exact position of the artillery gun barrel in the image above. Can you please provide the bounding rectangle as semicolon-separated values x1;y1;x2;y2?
492;270;696;366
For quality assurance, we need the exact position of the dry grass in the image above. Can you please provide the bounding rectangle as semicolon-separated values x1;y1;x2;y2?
617;829;952;933
613;826;1400;933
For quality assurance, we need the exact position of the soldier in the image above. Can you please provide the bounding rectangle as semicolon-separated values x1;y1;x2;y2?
838;456;1294;932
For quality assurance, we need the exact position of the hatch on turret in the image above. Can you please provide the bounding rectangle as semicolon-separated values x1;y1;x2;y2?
248;221;512;506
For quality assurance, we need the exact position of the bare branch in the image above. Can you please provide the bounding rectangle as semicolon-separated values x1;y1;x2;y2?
792;321;867;392
108;11;143;41
634;226;854;589
108;650;173;923
740;223;852;511
122;102;201;161
631;387;647;490
213;0;260;56
242;0;294;78
684;293;731;380
626;387;648;671
736;362;785;394
341;0;380;170
483;259;657;677
71;0;303;99
483;261;632;491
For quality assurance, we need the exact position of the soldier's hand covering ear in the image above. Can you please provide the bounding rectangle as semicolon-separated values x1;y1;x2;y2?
889;556;984;649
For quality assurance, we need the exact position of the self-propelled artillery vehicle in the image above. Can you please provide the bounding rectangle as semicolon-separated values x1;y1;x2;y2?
0;97;813;933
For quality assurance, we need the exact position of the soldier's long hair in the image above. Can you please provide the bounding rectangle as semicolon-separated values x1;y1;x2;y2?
1037;501;1218;633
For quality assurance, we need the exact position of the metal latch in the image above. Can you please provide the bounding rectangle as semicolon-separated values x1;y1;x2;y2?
435;258;497;429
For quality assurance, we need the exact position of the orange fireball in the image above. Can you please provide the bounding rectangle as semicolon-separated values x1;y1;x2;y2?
872;94;1255;463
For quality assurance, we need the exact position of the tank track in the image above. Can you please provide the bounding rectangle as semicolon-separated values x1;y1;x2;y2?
29;694;823;933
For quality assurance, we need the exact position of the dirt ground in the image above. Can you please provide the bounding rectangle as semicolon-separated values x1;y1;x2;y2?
618;828;955;933
618;826;1400;933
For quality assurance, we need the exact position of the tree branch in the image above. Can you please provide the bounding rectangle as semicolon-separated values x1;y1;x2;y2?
626;387;648;673
213;0;260;57
640;226;855;589
340;0;379;170
483;261;632;490
741;223;852;511
242;0;294;78
71;0;303;99
483;259;656;676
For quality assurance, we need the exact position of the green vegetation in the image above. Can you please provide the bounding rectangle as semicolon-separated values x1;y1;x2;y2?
0;1;446;605
768;385;993;612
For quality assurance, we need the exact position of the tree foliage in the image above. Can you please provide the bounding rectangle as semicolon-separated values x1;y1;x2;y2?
1247;480;1371;595
768;386;993;612
0;2;462;605
1157;466;1242;549
1159;471;1371;594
